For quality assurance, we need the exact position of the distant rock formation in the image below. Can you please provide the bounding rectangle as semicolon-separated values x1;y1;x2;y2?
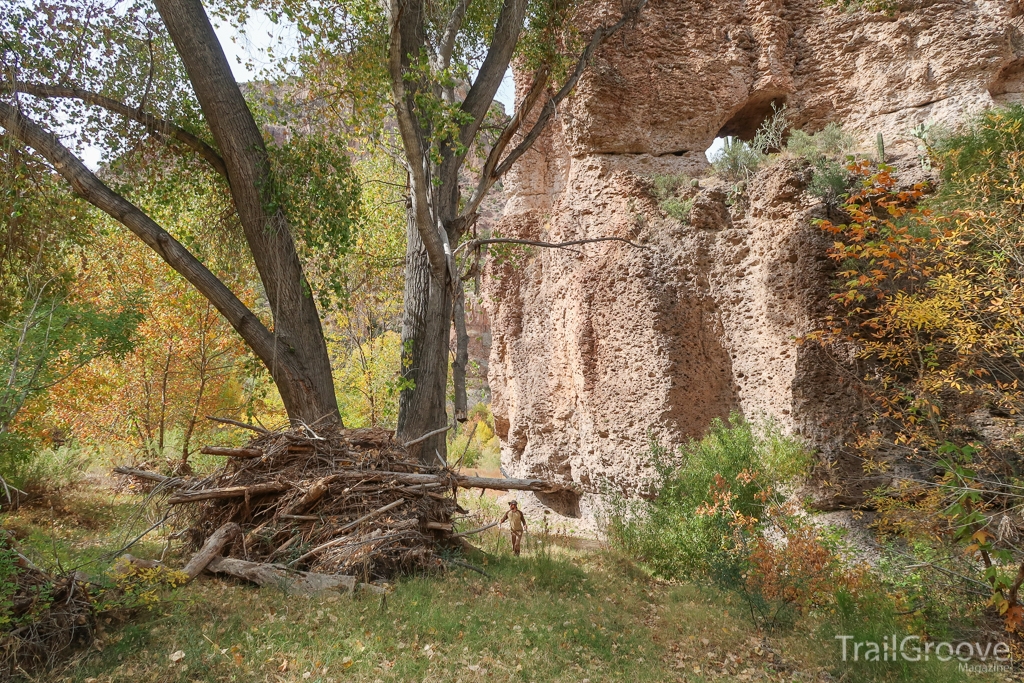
484;0;1024;517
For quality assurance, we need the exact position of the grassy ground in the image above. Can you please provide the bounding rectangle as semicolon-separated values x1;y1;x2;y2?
2;482;1008;683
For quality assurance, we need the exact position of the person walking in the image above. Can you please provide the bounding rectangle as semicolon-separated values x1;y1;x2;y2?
500;500;527;556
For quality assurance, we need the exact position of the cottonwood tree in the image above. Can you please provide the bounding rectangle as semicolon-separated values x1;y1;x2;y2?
2;0;645;458
274;0;648;460
1;0;353;426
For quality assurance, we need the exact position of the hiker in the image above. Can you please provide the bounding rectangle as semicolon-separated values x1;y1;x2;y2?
500;500;528;556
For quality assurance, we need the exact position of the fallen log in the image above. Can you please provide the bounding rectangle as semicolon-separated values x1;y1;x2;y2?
167;482;290;504
205;557;356;594
284;475;337;515
338;498;406;534
182;522;240;580
332;470;572;493
112;466;180;485
199;446;263;458
454;520;500;537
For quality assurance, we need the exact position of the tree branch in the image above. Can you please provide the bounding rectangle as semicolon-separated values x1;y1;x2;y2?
457;0;528;150
389;0;447;275
458;65;549;221
5;81;227;177
460;0;648;222
0;102;305;391
438;0;471;73
453;236;646;258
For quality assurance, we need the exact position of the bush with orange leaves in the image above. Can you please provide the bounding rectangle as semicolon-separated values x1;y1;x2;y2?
800;105;1024;637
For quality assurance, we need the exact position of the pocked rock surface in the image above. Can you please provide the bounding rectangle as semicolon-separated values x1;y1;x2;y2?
484;0;1024;517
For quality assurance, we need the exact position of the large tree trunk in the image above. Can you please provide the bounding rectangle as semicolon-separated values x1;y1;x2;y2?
154;0;339;426
397;214;454;464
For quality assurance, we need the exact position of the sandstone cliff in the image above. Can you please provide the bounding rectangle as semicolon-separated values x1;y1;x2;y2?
485;0;1024;517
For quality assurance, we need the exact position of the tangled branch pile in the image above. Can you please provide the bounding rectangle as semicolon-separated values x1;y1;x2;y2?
163;426;462;580
0;541;93;678
114;423;568;587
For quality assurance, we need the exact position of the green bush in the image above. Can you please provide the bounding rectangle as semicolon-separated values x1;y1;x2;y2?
651;174;688;201
607;414;809;581
2;442;93;494
660;196;694;222
933;103;1024;207
787;123;855;161
712;136;765;180
786;123;855;208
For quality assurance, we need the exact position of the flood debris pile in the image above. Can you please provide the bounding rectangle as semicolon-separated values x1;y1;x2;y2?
115;423;568;586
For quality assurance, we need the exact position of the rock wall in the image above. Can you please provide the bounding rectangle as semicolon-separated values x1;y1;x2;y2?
485;0;1024;516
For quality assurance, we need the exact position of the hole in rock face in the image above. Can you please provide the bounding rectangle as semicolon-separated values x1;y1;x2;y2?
535;489;581;518
715;93;788;144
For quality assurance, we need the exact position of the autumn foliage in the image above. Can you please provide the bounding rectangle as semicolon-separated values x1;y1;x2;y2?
804;106;1024;635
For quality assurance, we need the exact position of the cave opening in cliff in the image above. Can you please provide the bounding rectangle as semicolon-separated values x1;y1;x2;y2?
715;93;788;147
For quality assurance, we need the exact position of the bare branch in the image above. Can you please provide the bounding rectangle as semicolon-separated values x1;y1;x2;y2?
453;236;647;259
5;81;227;177
459;65;549;220
402;423;453;448
205;415;270;434
460;0;648;221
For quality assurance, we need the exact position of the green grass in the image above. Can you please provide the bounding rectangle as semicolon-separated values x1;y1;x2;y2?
2;479;1001;683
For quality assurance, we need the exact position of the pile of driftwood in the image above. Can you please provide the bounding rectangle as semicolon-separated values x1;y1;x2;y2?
114;422;566;591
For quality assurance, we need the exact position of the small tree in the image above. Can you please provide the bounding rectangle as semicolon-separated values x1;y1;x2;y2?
273;0;648;459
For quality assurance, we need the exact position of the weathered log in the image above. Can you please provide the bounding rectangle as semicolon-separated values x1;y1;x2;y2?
454;520;500;537
183;522;240;579
205;556;356;594
288;505;407;569
424;521;453;531
338;498;406;533
200;446;263;458
205;415;269;434
284;475;337;515
112;466;181;485
167;482;290;504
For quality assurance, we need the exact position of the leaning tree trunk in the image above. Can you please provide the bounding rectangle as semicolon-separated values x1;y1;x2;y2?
155;0;340;426
397;214;454;464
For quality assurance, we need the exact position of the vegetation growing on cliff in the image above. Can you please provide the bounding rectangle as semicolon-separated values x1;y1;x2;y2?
804;105;1024;640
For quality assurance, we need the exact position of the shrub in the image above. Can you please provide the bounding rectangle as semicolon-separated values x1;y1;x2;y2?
648;174;695;223
786;123;855;208
712;136;765;180
660;196;693;222
8;444;93;494
608;414;809;582
651;173;688;201
750;103;788;155
803;106;1024;637
786;123;855;160
447;403;500;469
712;104;789;180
